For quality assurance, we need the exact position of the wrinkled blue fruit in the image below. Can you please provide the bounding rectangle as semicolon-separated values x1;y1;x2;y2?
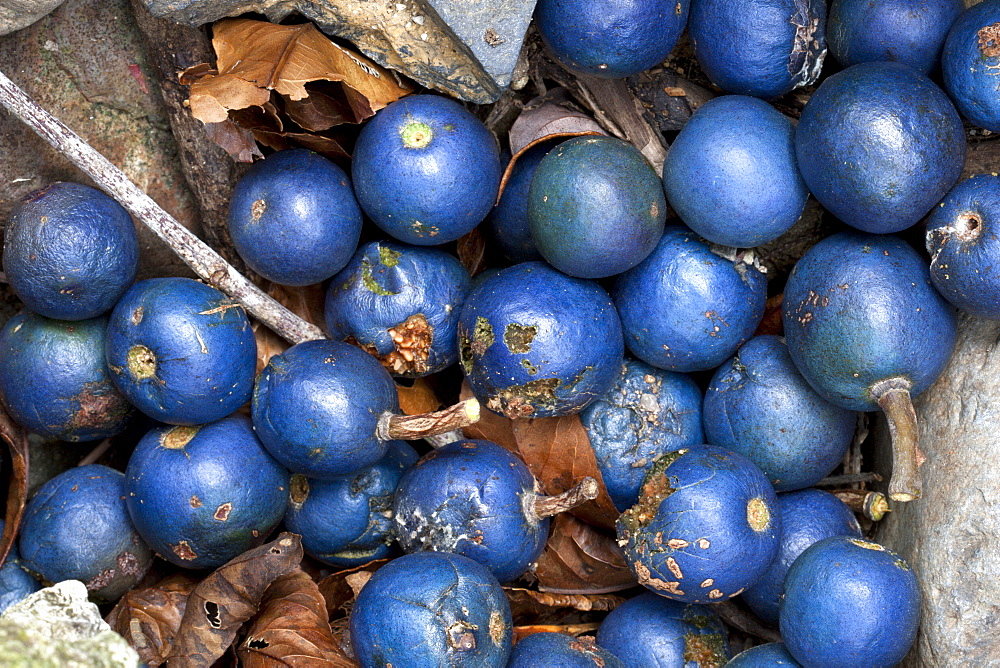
943;0;1000;132
507;633;624;667
727;643;803;667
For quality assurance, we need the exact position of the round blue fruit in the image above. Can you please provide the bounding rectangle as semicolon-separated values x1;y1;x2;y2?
614;227;767;373
796;61;966;234
943;0;1000;132
19;465;153;603
252;339;399;478
688;0;826;99
741;488;862;623
283;440;418;567
325;240;471;377
488;142;552;263
528;136;666;278
780;536;920;667
106;277;256;425
596;592;730;667
352;94;502;245
828;0;964;74
458;262;624;418
662;95;808;248
349;551;512;668
227;149;362;286
926;174;1000;319
507;633;624;668
535;0;689;79
703;335;857;491
782;232;957;411
727;643;802;667
125;414;290;569
0;312;132;442
393;439;548;583
3;182;138;321
617;445;780;604
0;521;40;615
580;359;704;512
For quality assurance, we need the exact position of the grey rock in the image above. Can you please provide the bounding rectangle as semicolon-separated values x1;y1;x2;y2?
0;0;65;36
0;580;140;667
875;312;1000;666
141;0;537;103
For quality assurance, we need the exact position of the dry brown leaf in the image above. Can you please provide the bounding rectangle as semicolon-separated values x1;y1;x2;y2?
186;18;411;124
396;378;441;416
316;559;392;622
533;514;637;594
282;85;354;132
238;568;354;667
203;120;264;163
0;405;27;571
456;226;487;278
512;624;601;643
755;293;784;337
107;574;200;667
165;533;303;667
511;415;619;529
459;380;518;452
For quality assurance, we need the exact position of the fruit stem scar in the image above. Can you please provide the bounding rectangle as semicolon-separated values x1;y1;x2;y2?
161;425;199;449
533;477;599;518
378;397;480;442
871;377;921;502
127;344;157;380
400;121;433;149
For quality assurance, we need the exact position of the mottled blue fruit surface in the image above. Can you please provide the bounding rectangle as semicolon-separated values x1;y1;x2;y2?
3;182;138;321
782;232;957;410
458;262;624;418
926;174;1000;319
742;489;862;623
19;465;152;603
349;551;512;668
489;142;552;263
508;633;625;667
617;445;780;603
615;227;767;373
325;241;471;377
0;521;40;615
704;335;856;491
796;61;965;234
727;643;803;667
580;359;703;512
663;95;808;248
596;591;730;667
0;312;132;442
943;0;1000;132
780;536;920;668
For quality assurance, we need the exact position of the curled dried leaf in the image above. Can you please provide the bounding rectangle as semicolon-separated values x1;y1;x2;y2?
107;574;199;667
533;514;637;594
166;533;304;667
0;405;27;570
238;568;353;667
316;559;392;623
396;378;441;417
512;624;601;643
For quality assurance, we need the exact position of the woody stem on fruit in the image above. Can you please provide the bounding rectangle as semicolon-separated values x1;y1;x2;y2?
533;477;600;518
0;68;323;345
871;376;923;503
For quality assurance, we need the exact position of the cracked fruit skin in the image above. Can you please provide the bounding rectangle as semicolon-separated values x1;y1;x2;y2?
349;551;512;668
535;0;689;79
741;489;861;624
283;440;418;568
325;240;471;377
2;182;138;321
580;359;704;512
0;312;132;442
689;0;827;99
19;465;153;603
925;174;1000;319
458;262;624;418
252;339;399;479
703;335;856;491
0;521;40;615
596;591;730;667
614;227;767;373
105;277;256;426
943;0;1000;133
616;445;780;604
227;148;362;286
124;414;290;570
528;135;666;278
662;95;808;248
727;643;802;666
351;94;502;245
796;61;965;234
780;536;920;667
393;439;547;584
507;633;625;668
782;232;957;411
828;0;963;74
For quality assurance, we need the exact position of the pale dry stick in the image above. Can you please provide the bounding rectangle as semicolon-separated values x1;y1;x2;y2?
0;68;323;345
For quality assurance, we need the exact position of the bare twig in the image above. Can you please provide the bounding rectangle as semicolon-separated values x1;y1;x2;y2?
0;69;323;345
377;398;481;442
814;472;883;487
534;477;600;519
77;438;113;467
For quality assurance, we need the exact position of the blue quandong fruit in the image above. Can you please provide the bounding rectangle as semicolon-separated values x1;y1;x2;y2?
0;521;40;615
726;643;803;667
942;0;1000;133
506;632;625;668
325;240;471;377
488;142;552;263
